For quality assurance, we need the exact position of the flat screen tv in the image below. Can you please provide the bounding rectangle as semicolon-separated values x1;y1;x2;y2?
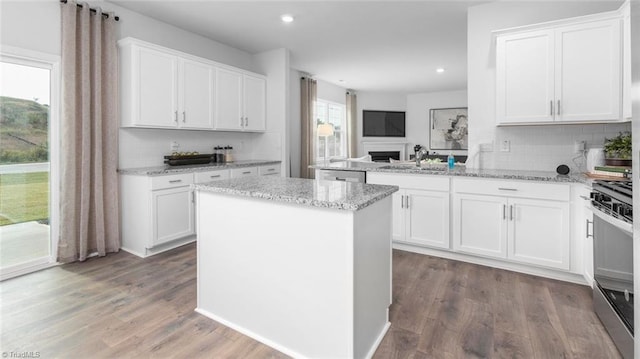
363;110;405;137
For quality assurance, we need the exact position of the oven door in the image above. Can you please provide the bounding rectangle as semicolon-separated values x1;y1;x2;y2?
592;207;634;334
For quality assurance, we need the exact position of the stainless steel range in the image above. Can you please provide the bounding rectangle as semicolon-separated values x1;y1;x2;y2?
590;180;633;358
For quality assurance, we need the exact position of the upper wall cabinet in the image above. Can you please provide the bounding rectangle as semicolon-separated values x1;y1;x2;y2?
119;38;266;132
214;68;266;132
496;16;624;125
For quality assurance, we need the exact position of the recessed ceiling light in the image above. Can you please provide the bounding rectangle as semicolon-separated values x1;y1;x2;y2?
338;80;346;84
436;68;446;73
281;14;294;23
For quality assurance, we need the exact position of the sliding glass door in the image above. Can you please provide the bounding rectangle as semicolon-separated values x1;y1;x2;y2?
0;48;59;280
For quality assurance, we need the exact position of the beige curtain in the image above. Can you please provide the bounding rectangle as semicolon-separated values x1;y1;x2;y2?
58;0;120;262
346;91;358;158
300;77;317;179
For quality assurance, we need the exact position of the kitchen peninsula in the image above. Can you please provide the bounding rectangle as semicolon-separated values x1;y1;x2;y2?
193;177;398;359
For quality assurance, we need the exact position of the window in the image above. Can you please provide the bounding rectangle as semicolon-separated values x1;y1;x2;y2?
315;99;346;162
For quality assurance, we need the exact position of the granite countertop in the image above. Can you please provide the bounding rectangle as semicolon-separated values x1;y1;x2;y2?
192;176;399;211
313;162;588;183
119;160;281;176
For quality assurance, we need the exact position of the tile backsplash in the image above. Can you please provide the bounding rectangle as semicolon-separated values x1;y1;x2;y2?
119;128;256;169
476;122;631;172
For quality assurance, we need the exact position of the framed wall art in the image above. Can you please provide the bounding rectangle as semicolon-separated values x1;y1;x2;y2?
429;107;468;150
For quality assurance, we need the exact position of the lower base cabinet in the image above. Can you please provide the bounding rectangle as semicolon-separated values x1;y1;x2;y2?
121;164;281;257
367;173;450;249
452;178;570;271
152;186;195;247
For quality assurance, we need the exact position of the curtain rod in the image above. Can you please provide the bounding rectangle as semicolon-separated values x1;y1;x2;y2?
60;0;120;21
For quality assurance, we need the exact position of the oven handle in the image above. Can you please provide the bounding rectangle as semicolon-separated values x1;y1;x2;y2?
590;204;633;235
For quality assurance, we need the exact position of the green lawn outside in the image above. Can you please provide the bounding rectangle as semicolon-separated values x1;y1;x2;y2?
0;172;49;226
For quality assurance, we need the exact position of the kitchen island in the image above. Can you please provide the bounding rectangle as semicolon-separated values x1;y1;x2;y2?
193;177;398;359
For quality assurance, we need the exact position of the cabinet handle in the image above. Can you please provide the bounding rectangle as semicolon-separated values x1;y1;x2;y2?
557;100;561;115
174;111;178;123
210;175;221;178
169;179;182;183
267;168;275;172
510;205;514;221
586;219;593;238
242;171;251;175
579;195;591;201
406;196;410;209
550;101;553;116
191;191;194;203
503;204;506;220
400;195;404;209
240;117;244;127
498;187;518;191
182;111;186;123
245;117;249;127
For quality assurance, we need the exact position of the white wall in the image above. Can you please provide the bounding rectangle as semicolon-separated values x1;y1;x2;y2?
468;1;627;171
0;0;273;169
357;92;407;157
406;90;467;157
252;48;290;175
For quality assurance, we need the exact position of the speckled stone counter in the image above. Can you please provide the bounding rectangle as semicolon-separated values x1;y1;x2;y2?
313;162;588;183
119;160;281;176
192;176;398;211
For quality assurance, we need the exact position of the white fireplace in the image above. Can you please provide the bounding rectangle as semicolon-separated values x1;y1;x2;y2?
362;142;409;162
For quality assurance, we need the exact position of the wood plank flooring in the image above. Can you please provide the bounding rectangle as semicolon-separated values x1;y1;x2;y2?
0;244;621;358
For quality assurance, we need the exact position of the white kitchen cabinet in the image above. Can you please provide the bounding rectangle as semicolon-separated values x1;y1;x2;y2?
135;46;178;128
179;58;214;129
508;197;570;270
367;173;450;249
152;185;195;247
214;68;266;132
453;178;570;271
121;172;195;257
453;193;508;258
496;17;622;125
120;40;214;129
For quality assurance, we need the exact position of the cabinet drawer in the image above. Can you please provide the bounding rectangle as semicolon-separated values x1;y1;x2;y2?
195;169;230;183
151;173;194;190
259;164;281;176
367;172;449;192
230;167;258;178
453;178;570;201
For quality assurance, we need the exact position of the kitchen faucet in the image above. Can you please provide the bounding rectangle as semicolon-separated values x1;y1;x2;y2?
414;145;428;167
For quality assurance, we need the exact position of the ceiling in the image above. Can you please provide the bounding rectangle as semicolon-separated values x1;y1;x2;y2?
107;1;485;94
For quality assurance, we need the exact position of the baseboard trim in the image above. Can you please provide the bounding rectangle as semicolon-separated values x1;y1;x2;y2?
393;242;588;285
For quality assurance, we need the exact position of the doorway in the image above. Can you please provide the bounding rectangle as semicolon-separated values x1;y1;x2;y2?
0;47;59;280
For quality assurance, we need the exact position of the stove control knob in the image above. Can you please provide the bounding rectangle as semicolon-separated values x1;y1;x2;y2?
612;203;621;213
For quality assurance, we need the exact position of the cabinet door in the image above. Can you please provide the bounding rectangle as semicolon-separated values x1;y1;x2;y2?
391;192;405;242
137;47;178;128
405;189;449;249
243;75;266;131
214;68;243;130
508;198;570;270
496;29;555;124
453;194;508;259
179;59;214;129
556;19;621;122
151;186;194;247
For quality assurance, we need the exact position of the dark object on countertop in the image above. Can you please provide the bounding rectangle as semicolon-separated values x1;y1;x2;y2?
164;154;213;166
556;164;570;175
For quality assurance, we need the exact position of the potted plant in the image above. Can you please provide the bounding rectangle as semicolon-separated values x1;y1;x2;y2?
603;131;632;166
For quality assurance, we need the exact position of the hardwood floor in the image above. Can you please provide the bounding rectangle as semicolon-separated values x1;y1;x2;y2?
0;244;621;358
